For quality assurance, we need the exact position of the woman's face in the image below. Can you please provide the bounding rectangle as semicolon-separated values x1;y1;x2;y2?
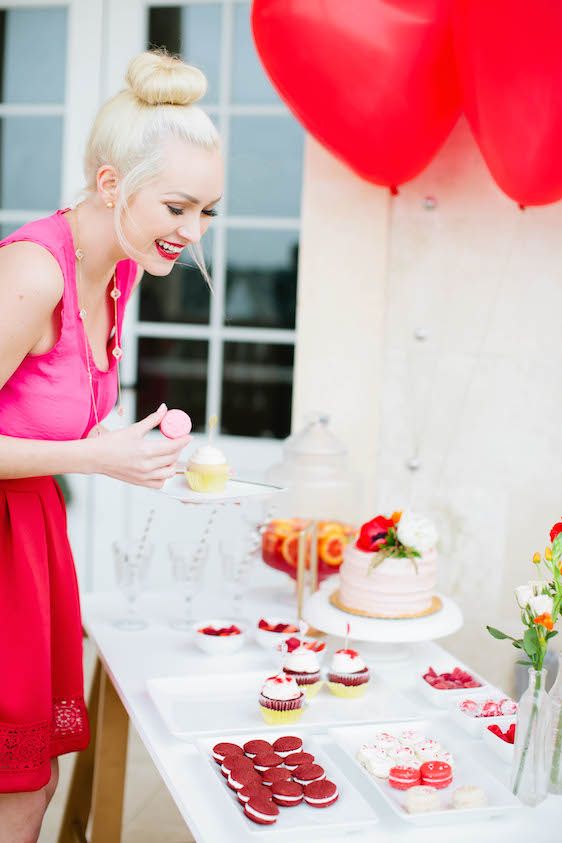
122;138;223;275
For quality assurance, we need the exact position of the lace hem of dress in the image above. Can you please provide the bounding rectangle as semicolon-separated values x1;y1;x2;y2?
0;695;88;771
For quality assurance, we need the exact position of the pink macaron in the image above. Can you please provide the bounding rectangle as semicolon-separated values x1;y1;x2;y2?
160;409;192;439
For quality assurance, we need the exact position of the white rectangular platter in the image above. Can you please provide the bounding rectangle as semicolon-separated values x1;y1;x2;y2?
195;730;379;837
328;719;520;826
159;475;284;504
147;671;416;739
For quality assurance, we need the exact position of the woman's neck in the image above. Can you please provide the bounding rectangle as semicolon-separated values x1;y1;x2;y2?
66;198;128;299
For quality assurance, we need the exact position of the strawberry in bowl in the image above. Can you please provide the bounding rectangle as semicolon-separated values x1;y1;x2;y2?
255;617;299;651
194;619;247;655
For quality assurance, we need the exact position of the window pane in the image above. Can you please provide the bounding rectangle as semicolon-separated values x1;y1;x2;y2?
0;117;63;209
0;221;20;240
139;233;213;324
228;116;304;217
0;8;67;104
225;229;298;329
148;5;221;105
232;3;278;105
221;342;293;438
137;337;208;431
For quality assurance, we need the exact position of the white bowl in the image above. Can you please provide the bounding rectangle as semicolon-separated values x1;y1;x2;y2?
482;722;516;764
193;619;247;655
448;692;517;738
254;616;301;651
417;663;489;708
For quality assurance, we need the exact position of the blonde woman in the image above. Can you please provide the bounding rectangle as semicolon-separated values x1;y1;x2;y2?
0;50;222;841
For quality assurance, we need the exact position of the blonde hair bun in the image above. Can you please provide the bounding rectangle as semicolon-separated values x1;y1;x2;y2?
125;50;207;107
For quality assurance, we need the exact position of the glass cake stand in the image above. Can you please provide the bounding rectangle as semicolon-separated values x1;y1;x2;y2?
302;580;463;662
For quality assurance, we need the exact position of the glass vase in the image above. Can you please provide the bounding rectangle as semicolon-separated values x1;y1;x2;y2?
548;652;562;794
511;667;551;806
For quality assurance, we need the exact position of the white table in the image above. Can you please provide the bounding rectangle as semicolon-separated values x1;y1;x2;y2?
59;591;562;843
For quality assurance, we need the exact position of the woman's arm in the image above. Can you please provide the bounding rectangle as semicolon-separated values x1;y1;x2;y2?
0;245;189;485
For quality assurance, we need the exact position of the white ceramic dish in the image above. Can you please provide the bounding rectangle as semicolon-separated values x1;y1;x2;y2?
254;618;301;651
482;723;516;764
448;691;517;738
159;475;284;505
195;730;379;836
329;719;520;826
146;670;417;739
193;619;248;656
417;659;490;708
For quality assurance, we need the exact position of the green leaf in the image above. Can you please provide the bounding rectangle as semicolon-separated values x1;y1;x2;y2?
523;627;540;658
516;659;533;667
511;640;523;649
546;630;559;640
552;534;562;563
487;626;514;641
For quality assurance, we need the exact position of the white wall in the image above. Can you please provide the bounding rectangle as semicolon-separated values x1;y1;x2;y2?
295;119;562;690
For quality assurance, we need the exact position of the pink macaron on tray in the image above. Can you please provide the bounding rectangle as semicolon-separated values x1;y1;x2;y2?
196;730;379;835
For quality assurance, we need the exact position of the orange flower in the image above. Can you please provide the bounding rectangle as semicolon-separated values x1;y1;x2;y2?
391;511;402;524
533;613;554;631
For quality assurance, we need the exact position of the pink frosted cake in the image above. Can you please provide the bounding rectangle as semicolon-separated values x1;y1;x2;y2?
337;512;438;618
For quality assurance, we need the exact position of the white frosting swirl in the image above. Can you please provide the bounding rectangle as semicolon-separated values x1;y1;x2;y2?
261;673;301;701
283;647;320;674
189;445;227;466
396;511;437;553
330;648;366;674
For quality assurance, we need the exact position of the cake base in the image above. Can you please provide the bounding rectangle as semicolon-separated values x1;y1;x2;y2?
329;590;442;620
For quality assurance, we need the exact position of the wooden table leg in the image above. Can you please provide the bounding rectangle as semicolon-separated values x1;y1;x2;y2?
57;658;129;843
57;658;101;843
90;667;130;843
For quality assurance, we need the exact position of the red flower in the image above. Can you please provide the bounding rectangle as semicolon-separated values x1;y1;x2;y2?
550;521;562;543
356;515;394;552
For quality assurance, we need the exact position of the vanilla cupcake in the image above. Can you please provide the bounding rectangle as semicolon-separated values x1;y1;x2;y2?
327;648;370;698
283;645;323;700
185;444;229;493
258;673;305;725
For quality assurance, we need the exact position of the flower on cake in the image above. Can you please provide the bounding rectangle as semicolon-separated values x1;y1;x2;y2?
355;510;437;574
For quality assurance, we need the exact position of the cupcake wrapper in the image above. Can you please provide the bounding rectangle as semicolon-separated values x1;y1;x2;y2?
327;681;368;699
259;706;305;725
303;681;324;700
283;669;322;686
327;669;370;687
259;693;304;712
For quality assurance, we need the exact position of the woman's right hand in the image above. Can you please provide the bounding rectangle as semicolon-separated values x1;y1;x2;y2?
89;404;191;488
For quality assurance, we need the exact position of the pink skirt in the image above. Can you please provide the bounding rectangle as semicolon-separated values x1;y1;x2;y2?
0;476;90;793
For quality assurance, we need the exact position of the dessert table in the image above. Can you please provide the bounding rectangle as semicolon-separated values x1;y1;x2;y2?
58;591;562;843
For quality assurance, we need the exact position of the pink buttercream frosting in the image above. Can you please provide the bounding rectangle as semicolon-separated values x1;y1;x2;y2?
338;544;437;617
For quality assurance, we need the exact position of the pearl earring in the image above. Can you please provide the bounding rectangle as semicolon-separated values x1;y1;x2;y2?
106;201;114;209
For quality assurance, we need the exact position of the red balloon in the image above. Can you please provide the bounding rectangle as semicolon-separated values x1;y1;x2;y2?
455;1;562;206
251;0;461;188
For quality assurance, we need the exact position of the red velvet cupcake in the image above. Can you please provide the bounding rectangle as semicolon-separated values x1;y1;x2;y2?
327;648;370;698
259;673;305;725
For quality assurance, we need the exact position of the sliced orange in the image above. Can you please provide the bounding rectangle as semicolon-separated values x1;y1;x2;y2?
269;519;295;537
281;532;301;567
317;521;344;535
318;531;345;567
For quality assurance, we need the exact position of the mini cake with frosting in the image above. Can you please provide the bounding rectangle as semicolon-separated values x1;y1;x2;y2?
327;648;370;698
282;645;323;700
185;444;230;493
258;673;305;725
338;511;438;617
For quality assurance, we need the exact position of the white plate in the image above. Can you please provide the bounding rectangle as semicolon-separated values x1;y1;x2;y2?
329;719;520;826
195;730;379;836
147;670;416;739
482;724;515;764
448;690;517;738
158;475;284;505
416;659;490;707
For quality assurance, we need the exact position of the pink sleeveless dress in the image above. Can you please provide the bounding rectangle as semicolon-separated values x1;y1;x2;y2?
0;210;137;792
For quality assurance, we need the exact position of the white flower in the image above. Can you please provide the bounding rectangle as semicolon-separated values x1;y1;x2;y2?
515;585;533;608
396;511;438;554
528;594;553;618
